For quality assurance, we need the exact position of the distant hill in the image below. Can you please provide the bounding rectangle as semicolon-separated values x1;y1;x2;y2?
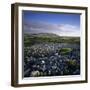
25;33;60;38
24;33;80;45
24;33;80;39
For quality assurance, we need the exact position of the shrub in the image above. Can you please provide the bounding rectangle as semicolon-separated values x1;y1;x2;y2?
59;48;72;55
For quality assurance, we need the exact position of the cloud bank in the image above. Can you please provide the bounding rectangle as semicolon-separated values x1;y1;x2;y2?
24;21;80;37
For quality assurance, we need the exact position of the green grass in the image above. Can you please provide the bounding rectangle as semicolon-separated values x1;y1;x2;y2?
59;48;72;55
24;34;80;47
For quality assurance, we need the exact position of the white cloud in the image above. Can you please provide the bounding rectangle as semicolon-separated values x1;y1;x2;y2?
24;21;80;37
57;24;80;37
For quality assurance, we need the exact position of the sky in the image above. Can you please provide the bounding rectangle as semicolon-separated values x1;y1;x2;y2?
23;10;80;37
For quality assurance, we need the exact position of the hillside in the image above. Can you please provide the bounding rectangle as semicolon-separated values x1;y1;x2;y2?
24;33;80;47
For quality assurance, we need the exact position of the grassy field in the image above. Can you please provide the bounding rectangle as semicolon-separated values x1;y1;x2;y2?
24;33;80;47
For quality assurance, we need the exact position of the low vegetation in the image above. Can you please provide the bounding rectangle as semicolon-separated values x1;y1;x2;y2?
24;33;80;77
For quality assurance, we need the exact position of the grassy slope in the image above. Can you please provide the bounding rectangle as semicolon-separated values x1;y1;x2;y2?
24;33;80;47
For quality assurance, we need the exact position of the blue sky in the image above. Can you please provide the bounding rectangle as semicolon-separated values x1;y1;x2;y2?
23;10;80;37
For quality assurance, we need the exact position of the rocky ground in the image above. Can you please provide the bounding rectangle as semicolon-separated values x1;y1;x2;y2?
24;43;80;77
